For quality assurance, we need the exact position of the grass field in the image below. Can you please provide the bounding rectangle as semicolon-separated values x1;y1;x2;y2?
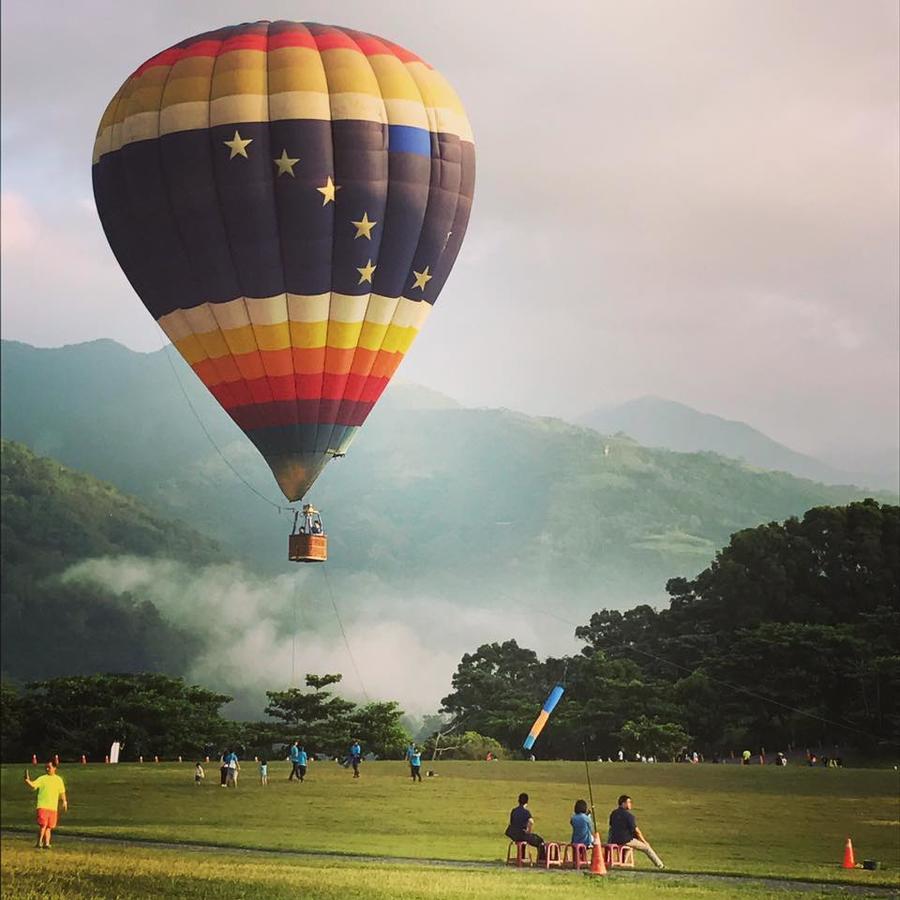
1;834;887;900
2;760;897;897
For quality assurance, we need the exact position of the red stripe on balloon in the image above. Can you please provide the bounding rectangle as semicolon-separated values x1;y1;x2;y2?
131;25;428;79
268;29;318;51
132;40;223;76
230;399;377;429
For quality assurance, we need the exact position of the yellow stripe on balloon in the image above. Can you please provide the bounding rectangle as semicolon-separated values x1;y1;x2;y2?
289;320;329;348
268;47;329;93
158;290;431;363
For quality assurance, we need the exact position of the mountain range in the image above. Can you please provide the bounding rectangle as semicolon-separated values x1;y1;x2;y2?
579;396;898;492
2;338;893;612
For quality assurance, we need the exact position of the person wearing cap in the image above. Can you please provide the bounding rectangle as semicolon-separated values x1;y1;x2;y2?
607;794;665;868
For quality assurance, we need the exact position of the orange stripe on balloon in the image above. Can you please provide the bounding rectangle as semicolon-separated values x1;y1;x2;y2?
259;347;296;378
292;347;326;374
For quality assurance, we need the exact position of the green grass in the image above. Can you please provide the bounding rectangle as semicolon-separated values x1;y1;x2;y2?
2;761;897;891
0;835;881;899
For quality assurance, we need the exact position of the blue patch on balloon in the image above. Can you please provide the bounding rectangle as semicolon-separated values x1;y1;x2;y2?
388;125;432;157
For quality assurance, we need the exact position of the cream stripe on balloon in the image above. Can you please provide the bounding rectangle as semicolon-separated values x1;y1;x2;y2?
287;294;331;323
94;98;470;160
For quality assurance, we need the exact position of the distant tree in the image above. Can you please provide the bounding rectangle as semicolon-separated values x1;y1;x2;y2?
425;730;504;760
1;681;24;760
617;716;690;762
264;674;356;755
442;502;899;755
15;674;233;761
305;673;343;692
415;713;450;743
440;640;547;748
349;701;409;758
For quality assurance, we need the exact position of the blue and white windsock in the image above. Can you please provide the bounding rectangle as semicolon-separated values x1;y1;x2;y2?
523;683;565;750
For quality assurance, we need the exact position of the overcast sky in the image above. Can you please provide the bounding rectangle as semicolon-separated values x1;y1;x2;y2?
2;0;897;457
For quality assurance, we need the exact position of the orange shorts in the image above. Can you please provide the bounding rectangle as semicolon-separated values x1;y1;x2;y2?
36;808;58;829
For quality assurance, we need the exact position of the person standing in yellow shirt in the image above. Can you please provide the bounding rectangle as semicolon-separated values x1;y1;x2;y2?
24;760;68;848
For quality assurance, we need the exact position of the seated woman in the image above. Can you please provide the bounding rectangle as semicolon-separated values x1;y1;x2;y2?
570;798;595;847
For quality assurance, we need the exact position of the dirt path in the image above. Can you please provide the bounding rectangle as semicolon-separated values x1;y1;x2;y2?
1;829;895;897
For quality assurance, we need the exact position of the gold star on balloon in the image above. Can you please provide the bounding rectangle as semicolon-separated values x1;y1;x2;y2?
274;149;299;176
357;259;377;285
411;265;433;291
224;130;253;159
351;212;377;239
316;176;341;206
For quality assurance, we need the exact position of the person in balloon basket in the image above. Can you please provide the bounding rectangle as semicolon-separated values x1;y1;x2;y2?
349;740;362;778
24;761;68;848
607;794;665;868
504;792;546;860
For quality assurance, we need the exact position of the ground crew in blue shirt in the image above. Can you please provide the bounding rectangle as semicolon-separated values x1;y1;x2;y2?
296;745;308;782
288;741;301;781
409;746;423;782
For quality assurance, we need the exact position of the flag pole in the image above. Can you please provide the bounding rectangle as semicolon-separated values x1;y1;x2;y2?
582;741;597;829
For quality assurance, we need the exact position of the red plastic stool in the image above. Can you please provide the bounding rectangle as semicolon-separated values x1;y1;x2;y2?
604;843;635;868
542;842;562;868
506;841;534;867
563;843;589;870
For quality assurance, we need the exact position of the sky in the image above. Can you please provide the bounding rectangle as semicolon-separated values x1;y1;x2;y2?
2;0;898;460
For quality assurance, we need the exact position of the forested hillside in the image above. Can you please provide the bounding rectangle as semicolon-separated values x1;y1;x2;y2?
441;500;900;755
1;440;222;682
2;340;894;610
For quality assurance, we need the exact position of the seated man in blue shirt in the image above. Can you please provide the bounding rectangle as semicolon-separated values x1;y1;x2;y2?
607;794;665;868
504;792;545;859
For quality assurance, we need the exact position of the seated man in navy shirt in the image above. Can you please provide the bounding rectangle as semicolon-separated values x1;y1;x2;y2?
505;792;545;858
607;794;665;868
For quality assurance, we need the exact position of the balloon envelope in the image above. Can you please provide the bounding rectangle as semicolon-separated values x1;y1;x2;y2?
93;21;475;500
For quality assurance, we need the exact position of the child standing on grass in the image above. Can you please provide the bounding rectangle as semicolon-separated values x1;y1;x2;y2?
194;762;205;785
259;759;268;785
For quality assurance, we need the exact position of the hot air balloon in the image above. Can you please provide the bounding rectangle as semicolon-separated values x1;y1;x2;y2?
92;21;475;560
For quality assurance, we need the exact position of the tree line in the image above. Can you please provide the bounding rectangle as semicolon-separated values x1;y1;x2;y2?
2;500;896;763
0;672;410;763
439;500;898;759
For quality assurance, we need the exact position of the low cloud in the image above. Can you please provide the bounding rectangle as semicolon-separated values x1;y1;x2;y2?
61;557;579;717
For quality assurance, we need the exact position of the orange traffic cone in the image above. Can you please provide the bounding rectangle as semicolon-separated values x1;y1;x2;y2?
589;834;608;876
80;755;87;765
842;837;856;869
